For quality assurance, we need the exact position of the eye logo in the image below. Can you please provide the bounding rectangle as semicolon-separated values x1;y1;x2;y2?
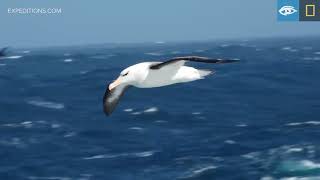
279;6;298;16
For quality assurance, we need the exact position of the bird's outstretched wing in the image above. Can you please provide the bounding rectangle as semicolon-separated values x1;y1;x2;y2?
103;84;130;116
0;47;9;57
149;56;239;70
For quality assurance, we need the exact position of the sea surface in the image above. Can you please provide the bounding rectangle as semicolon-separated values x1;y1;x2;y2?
1;37;320;180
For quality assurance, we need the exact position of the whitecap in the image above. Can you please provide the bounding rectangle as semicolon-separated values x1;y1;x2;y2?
83;151;156;160
144;52;163;56
286;121;320;126
22;50;30;54
193;166;217;174
27;99;65;110
143;107;158;113
286;148;303;153
2;123;20;127
51;123;61;129
314;52;320;55
155;120;167;123
181;165;217;179
63;132;76;138
224;140;236;144
21;121;33;128
0;137;26;148
0;63;6;66
280;177;320;180
134;151;155;157
192;112;201;115
128;127;144;131
124;108;133;112
83;154;111;160
241;152;260;160
63;58;73;62
0;55;22;59
279;160;320;173
236;124;248;127
261;176;274;180
28;176;71;180
282;47;292;51
282;47;298;52
131;111;142;115
300;160;320;169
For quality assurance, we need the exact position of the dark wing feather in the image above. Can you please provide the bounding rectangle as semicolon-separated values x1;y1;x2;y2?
103;84;130;116
149;56;239;70
0;47;9;57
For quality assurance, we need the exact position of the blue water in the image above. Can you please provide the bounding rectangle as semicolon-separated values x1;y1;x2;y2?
1;38;320;180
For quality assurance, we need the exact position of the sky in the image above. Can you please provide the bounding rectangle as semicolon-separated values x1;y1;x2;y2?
1;0;320;47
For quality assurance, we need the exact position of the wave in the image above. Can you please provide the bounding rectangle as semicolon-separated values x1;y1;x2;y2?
63;58;73;62
83;150;156;160
179;165;217;179
281;46;299;52
144;52;163;56
224;140;236;144
0;55;22;59
123;108;133;112
236;124;248;127
143;107;158;113
303;57;320;61
286;121;320;126
130;107;158;115
128;127;144;131
27;99;65;109
28;176;71;180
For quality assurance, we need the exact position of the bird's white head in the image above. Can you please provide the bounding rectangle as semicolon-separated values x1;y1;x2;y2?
108;63;148;90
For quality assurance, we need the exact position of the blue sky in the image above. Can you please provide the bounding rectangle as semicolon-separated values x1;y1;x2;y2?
1;0;320;47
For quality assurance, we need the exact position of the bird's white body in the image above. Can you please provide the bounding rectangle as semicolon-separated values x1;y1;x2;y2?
122;62;212;88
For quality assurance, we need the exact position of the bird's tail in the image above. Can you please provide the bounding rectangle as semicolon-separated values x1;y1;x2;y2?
198;69;215;78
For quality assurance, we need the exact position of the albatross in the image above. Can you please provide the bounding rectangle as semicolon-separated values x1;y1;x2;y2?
103;56;239;115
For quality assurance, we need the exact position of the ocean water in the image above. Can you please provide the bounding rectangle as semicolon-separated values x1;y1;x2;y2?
0;37;320;180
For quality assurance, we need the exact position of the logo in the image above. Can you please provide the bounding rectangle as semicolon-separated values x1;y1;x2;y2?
278;6;298;16
300;0;320;21
278;0;320;21
277;0;300;21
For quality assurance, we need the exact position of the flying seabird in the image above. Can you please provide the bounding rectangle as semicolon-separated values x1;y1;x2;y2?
103;56;239;115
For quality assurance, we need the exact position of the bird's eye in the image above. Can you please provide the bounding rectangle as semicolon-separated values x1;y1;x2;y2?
122;72;129;76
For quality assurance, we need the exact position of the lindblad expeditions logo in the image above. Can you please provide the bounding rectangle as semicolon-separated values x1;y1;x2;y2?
278;5;298;16
277;0;320;21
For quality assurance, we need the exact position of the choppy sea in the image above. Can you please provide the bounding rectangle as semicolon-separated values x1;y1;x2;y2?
1;37;320;180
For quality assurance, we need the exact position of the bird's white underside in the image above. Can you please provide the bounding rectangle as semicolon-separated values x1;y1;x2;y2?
134;61;210;88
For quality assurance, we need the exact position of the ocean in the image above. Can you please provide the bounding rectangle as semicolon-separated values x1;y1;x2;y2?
0;37;320;180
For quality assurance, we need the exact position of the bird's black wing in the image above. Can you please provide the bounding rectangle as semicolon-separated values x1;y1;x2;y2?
149;56;239;70
0;47;9;57
103;84;130;116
